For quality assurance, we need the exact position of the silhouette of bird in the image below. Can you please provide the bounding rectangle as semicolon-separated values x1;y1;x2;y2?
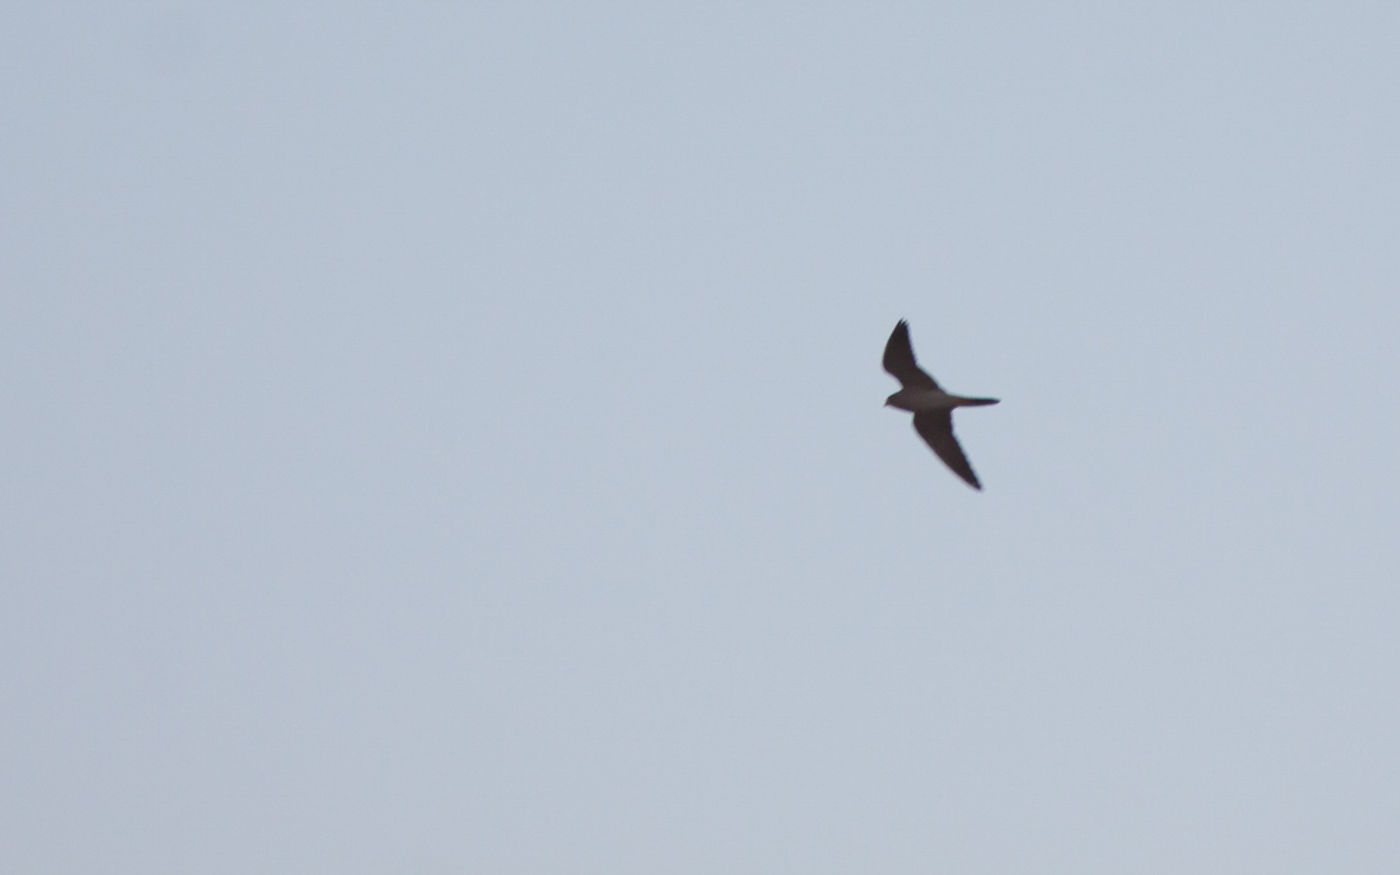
883;319;999;490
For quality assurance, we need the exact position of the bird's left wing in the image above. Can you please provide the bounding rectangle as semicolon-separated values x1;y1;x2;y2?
882;320;940;390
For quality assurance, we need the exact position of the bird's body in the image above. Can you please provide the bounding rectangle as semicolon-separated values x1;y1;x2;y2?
882;320;998;490
884;387;1000;413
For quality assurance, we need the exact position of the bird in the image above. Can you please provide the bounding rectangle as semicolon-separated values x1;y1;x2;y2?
883;319;999;490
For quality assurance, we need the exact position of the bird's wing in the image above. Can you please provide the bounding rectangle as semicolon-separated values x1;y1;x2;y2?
882;320;940;390
913;411;982;490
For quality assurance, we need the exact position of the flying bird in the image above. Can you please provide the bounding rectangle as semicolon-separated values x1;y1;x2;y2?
883;319;999;490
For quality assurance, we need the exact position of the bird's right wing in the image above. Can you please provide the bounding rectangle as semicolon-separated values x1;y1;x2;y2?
913;411;982;490
882;320;940;390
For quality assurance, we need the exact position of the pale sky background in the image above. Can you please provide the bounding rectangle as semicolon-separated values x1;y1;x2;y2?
5;4;1400;873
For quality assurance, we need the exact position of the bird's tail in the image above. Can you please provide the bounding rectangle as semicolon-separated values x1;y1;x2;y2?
956;396;1000;407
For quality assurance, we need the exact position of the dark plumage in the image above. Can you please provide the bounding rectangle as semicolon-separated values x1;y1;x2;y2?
882;320;999;490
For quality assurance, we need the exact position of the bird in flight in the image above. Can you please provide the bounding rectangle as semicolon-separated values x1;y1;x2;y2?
883;320;999;490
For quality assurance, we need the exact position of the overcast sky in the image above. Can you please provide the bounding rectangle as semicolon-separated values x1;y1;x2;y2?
6;4;1400;873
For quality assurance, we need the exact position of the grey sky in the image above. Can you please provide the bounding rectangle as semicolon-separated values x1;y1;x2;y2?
5;4;1400;873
